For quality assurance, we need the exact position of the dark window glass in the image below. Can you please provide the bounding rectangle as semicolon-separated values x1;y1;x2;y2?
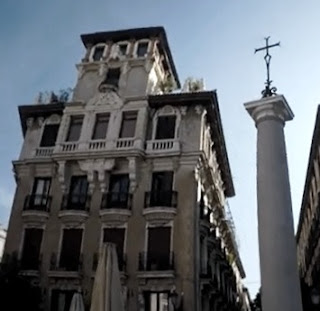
155;116;176;139
68;176;88;206
119;112;137;138
92;114;109;140
21;228;43;270
40;124;59;147
147;227;171;270
109;174;130;193
103;228;125;260
51;290;76;311
144;292;169;311
92;46;104;61
119;44;127;56
105;68;121;87
59;229;82;271
150;172;173;206
66;116;83;142
31;177;51;207
137;42;149;57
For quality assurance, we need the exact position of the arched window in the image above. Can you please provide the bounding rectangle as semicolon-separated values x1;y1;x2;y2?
152;106;181;140
90;44;108;62
133;39;150;58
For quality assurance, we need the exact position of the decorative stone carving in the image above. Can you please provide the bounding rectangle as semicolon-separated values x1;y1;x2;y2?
78;160;95;194
57;161;67;193
37;117;45;127
99;63;107;76
195;105;204;115
87;90;123;107
128;157;138;193
180;106;187;116
47;114;61;124
26;117;34;129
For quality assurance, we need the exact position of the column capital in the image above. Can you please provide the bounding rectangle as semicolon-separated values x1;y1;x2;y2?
244;94;294;125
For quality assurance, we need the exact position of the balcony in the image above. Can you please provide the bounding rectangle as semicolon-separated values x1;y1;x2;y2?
99;192;132;223
48;252;83;278
143;191;177;221
88;140;107;151
35;147;54;157
22;195;51;223
146;139;180;154
19;255;42;277
59;142;79;153
138;252;175;278
115;138;135;149
58;194;90;223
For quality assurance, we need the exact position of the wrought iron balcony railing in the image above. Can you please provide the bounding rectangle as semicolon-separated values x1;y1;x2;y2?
144;191;178;208
138;252;174;271
61;194;91;211
50;252;83;272
20;254;42;271
92;252;126;271
100;192;132;210
23;194;52;212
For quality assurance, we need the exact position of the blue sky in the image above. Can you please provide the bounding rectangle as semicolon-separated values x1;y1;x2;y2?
1;0;320;296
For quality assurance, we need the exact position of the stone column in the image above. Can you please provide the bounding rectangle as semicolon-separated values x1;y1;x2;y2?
244;95;302;311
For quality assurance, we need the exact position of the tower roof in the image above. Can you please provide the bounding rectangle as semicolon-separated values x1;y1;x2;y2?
80;26;180;88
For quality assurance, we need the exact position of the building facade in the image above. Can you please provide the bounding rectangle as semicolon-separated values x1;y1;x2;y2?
3;27;249;311
297;106;320;308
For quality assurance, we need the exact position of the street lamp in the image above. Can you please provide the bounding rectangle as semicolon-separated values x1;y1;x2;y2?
311;288;320;307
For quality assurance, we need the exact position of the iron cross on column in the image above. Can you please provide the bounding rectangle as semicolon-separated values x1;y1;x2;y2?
255;37;280;97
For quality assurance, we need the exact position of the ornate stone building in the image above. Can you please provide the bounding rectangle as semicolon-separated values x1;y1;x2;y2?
297;106;320;306
3;27;250;311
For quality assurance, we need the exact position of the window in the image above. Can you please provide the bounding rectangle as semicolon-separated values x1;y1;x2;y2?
59;229;82;271
118;44;128;56
119;112;137;138
66;116;83;142
147;227;171;270
92;46;105;61
92;114;109;140
137;42;149;57
103;228;125;269
144;292;169;311
51;290;76;311
150;171;173;206
108;174;130;207
21;228;43;270
68;176;88;208
31;177;51;207
155;116;176;139
40;124;59;147
104;68;121;88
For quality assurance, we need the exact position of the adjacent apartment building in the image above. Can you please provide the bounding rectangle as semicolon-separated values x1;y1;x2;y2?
297;106;320;308
3;26;250;311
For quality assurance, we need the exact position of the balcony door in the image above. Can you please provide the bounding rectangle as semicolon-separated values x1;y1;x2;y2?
21;228;43;270
68;176;88;208
59;229;82;271
147;227;171;270
150;172;173;206
31;177;51;208
108;174;130;207
103;228;125;270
